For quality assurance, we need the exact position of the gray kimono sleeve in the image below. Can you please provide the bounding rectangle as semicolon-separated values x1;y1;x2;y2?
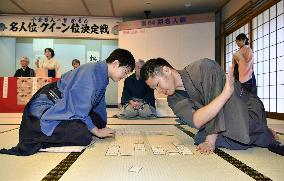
167;94;196;128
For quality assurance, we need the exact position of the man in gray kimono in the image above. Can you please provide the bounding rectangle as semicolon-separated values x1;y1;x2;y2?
141;58;280;154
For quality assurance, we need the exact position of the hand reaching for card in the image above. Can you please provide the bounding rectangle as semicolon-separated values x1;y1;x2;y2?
91;127;116;138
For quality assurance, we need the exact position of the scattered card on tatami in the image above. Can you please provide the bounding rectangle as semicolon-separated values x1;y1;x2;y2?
129;166;143;172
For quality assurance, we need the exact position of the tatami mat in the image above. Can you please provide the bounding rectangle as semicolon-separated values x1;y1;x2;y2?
0;112;283;181
59;125;254;181
107;117;178;125
0;117;21;124
180;125;284;181
0;110;178;125
0;127;70;181
0;125;19;133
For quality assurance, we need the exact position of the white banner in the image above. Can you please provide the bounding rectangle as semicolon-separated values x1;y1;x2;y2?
2;77;8;98
0;15;121;39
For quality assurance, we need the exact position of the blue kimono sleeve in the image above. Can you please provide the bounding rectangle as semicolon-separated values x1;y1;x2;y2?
90;94;107;128
40;71;100;136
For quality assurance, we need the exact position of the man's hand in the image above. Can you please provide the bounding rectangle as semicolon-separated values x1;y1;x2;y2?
196;141;215;154
196;134;217;154
35;59;40;68
91;127;115;138
222;64;235;100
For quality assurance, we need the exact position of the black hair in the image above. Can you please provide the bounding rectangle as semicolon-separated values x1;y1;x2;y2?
105;48;135;71
236;33;249;45
72;59;80;65
140;58;174;81
44;48;55;57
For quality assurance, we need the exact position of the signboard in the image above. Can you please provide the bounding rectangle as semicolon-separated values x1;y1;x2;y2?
0;15;121;39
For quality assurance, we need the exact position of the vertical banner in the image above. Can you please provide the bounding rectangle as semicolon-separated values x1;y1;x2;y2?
2;77;8;98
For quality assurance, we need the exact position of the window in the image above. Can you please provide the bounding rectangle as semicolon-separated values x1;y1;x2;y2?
225;0;284;113
225;24;249;73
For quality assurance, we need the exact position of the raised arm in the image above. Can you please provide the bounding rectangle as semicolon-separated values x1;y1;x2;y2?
192;65;235;129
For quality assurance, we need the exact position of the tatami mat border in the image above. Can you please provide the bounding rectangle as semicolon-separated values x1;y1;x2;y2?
0;127;19;134
41;151;85;181
175;125;273;181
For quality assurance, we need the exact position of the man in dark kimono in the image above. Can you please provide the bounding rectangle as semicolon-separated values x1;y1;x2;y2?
0;48;135;156
14;56;35;77
120;59;156;118
141;58;281;155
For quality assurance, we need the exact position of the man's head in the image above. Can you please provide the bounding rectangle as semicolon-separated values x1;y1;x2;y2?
135;59;145;78
106;48;135;82
20;56;30;68
72;59;80;69
141;58;176;95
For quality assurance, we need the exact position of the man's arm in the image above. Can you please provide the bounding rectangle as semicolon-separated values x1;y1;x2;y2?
121;78;132;105
143;85;155;107
192;65;235;129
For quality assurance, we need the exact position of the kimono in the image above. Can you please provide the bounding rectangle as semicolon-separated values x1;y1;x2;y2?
38;57;61;78
168;58;279;150
121;73;155;108
0;62;109;156
14;66;35;77
234;46;257;95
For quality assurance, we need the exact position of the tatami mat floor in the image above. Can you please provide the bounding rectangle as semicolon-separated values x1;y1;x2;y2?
0;108;283;181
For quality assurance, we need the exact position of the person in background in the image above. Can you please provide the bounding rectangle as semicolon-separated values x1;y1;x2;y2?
14;56;35;77
72;59;80;69
120;59;156;118
0;48;135;156
35;48;61;78
232;33;257;95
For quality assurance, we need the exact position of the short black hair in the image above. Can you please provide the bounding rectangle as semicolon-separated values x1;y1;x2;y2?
141;58;174;81
72;59;80;65
106;48;135;71
44;48;55;57
236;33;249;45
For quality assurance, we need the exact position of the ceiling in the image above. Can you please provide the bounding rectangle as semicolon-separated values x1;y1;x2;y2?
0;0;229;20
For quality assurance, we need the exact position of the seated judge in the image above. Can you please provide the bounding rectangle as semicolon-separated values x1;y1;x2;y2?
35;48;61;78
14;56;35;77
120;59;156;118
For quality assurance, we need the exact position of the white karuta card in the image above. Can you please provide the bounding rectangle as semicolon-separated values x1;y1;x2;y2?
129;166;143;172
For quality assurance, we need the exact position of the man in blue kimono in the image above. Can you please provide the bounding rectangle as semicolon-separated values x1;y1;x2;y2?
120;59;156;118
141;58;281;155
0;48;135;156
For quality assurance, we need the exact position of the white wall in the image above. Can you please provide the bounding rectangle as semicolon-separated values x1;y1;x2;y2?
118;22;215;102
101;44;119;105
54;44;86;73
0;37;16;76
15;43;33;70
